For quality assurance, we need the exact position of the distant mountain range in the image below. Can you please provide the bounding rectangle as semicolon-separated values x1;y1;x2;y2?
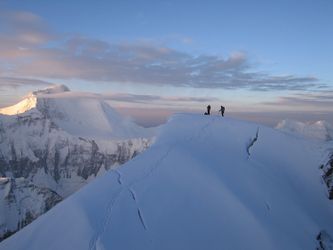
276;119;333;141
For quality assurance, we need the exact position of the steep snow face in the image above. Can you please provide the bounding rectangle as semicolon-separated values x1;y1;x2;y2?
36;95;152;139
2;114;332;250
0;95;37;115
276;119;333;141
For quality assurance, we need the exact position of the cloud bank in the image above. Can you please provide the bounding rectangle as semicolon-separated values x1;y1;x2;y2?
0;76;53;89
0;10;326;91
262;91;333;111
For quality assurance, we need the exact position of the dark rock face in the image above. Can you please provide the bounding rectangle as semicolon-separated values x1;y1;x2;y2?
317;230;333;250
0;110;151;241
321;152;333;200
0;117;149;184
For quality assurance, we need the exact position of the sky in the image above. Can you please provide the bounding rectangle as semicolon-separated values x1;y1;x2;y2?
0;0;332;126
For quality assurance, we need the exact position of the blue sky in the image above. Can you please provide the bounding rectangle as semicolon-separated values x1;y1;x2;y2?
0;0;332;125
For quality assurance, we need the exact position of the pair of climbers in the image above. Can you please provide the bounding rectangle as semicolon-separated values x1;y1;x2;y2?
204;105;225;117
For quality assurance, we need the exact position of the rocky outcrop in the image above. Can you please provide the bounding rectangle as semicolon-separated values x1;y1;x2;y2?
317;230;333;250
321;152;333;199
0;177;62;240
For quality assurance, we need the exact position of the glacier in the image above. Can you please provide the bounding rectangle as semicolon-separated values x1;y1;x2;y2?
1;114;332;250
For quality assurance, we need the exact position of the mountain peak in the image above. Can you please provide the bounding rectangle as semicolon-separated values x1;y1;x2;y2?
0;85;70;116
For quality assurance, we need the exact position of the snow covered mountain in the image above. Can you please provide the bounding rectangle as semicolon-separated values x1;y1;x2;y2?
0;84;153;139
0;85;154;241
276;119;333;141
1;114;332;250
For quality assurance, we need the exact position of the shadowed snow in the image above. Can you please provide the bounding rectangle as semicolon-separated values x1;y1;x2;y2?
1;114;332;250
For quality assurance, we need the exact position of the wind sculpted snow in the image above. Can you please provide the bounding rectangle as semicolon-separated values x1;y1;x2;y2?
1;114;333;250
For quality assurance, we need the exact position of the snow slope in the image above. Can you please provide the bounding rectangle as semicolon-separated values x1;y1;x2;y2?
276;119;333;141
1;114;333;250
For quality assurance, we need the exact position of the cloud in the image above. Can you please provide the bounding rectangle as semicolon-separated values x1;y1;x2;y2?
0;10;54;47
0;10;328;91
262;91;333;111
101;93;219;104
40;90;219;106
0;76;54;89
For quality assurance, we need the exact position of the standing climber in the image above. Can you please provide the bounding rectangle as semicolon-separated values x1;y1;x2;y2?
206;105;211;115
219;105;225;117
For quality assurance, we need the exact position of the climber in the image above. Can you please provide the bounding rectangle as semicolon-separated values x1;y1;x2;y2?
205;105;211;115
219;105;225;117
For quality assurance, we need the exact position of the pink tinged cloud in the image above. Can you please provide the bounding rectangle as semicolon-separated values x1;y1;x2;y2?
0;10;325;91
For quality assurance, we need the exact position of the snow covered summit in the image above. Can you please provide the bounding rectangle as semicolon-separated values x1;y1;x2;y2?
0;85;70;116
1;114;332;250
0;85;153;139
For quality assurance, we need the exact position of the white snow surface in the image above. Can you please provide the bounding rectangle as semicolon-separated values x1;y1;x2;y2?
0;85;154;139
0;95;37;115
0;85;69;116
1;114;333;250
276;119;333;141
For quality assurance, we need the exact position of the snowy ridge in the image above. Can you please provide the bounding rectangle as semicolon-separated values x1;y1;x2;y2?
276;119;333;141
1;114;332;250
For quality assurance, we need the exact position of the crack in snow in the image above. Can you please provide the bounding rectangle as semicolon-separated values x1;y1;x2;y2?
129;188;136;201
128;188;148;230
113;169;122;185
89;171;149;249
137;208;147;230
246;128;259;158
